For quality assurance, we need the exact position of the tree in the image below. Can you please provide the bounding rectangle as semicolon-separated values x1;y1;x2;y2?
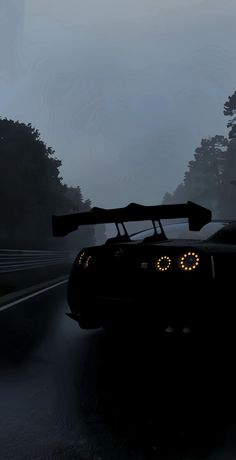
0;118;95;248
162;185;186;205
224;91;236;139
184;136;228;214
219;91;236;217
162;90;236;219
162;135;228;217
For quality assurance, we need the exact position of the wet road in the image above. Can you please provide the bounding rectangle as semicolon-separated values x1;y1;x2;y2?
1;285;236;459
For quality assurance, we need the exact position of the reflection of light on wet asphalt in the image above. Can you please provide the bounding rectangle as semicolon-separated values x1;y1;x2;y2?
0;296;94;459
1;289;236;459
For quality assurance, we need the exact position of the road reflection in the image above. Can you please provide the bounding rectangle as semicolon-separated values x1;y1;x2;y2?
1;291;236;459
0;289;61;365
77;327;236;458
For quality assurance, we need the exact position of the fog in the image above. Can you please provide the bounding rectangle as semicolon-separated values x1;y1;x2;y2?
1;0;236;208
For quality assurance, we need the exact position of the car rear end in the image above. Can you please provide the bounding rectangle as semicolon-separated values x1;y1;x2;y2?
67;240;228;334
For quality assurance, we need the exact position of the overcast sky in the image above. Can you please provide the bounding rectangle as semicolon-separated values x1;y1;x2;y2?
1;0;236;208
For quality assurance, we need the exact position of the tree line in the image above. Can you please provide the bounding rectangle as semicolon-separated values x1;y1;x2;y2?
2;90;235;251
162;91;236;219
0;118;98;250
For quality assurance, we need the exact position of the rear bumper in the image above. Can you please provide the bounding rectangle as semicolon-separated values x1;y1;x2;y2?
67;275;233;335
67;289;235;336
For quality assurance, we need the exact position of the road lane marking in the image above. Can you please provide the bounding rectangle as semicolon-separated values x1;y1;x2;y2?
0;279;68;312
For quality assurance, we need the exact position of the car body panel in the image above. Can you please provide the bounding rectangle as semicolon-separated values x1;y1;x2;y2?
52;202;236;334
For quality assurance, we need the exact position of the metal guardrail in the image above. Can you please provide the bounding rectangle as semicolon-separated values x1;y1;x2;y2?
0;249;74;274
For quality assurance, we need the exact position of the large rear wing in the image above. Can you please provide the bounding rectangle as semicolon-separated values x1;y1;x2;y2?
52;201;211;237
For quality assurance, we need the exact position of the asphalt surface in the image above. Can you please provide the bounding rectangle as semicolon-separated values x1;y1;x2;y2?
1;285;236;459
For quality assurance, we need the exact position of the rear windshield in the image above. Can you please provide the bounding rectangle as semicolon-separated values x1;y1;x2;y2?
131;221;227;241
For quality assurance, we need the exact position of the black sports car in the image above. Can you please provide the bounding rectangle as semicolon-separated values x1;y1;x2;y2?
52;201;236;337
